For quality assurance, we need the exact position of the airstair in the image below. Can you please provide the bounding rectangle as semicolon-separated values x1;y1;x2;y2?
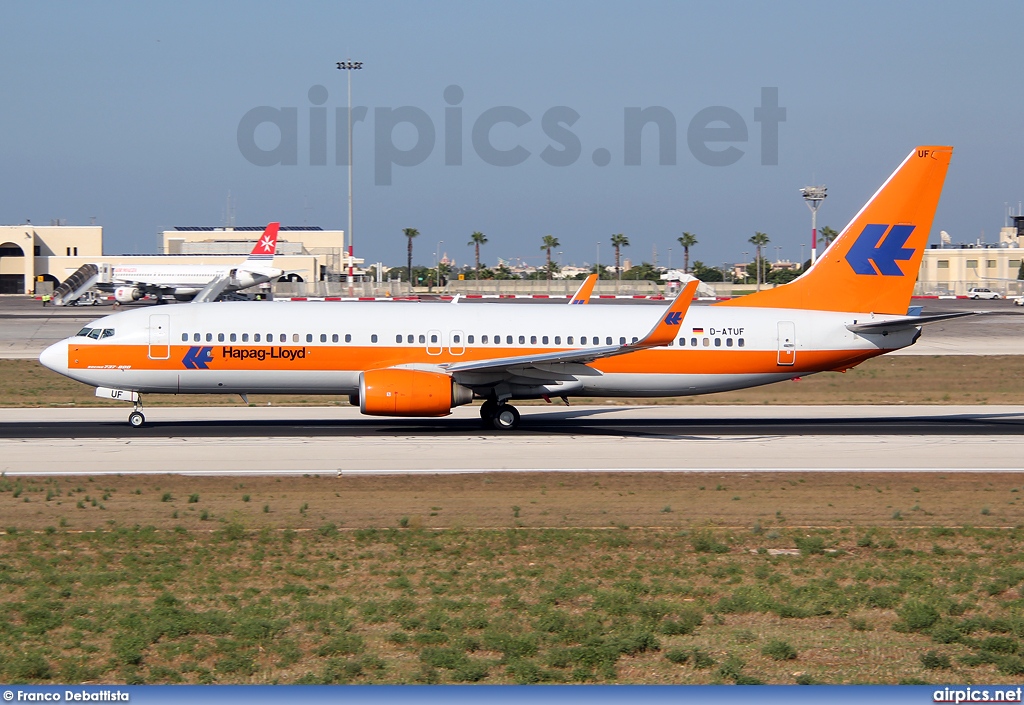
51;263;109;306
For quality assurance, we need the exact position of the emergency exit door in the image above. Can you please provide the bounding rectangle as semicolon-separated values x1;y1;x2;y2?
148;314;170;360
777;321;796;366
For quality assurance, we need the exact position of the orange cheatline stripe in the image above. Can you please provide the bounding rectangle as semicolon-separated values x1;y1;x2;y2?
69;344;884;377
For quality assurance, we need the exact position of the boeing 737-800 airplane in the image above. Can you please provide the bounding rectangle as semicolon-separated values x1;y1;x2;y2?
98;222;283;303
41;147;960;429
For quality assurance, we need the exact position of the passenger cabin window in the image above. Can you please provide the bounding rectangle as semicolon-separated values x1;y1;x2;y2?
230;333;237;342
619;337;626;345
217;333;224;342
715;338;722;347
567;336;574;345
678;338;685;346
419;334;426;344
703;338;710;347
606;337;612;345
407;335;414;343
194;333;201;342
580;337;586;345
254;334;261;342
242;333;249;342
344;334;351;343
396;334;403;343
454;334;462;344
691;338;697;347
430;334;438;344
206;333;213;342
542;336;549;344
726;338;733;347
320;334;327;343
181;333;188;342
371;334;378;343
506;336;513;345
468;335;475;344
331;334;338;343
280;334;287;343
306;334;313;343
292;334;299;343
555;336;561;345
482;335;489;344
738;338;745;347
530;336;537;344
518;335;525;344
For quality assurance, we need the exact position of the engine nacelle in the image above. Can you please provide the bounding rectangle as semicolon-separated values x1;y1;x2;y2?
114;286;143;303
359;369;473;417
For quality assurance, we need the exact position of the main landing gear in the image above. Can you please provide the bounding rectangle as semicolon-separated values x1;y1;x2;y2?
128;397;145;428
479;399;521;431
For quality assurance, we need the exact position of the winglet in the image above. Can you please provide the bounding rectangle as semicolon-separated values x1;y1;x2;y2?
568;274;598;304
244;222;280;264
635;280;698;347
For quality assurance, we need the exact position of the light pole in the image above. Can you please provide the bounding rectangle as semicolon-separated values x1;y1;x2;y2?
336;59;363;296
668;247;672;270
800;185;827;265
436;240;444;292
742;251;749;284
596;242;600;279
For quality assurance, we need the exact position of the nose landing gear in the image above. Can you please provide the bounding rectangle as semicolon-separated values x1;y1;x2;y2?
128;397;145;428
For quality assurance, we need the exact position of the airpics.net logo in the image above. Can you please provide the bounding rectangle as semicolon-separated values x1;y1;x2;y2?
237;86;786;185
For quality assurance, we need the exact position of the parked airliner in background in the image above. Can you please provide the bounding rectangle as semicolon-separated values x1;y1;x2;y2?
98;222;283;303
41;146;965;429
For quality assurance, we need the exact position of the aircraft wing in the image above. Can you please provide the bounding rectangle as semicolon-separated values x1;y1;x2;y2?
846;311;979;333
444;280;698;376
191;270;237;304
568;273;598;304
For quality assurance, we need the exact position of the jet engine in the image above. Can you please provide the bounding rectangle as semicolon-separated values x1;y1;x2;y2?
114;286;143;303
359;369;473;417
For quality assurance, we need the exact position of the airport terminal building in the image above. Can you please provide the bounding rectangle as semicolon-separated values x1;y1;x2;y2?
0;223;362;296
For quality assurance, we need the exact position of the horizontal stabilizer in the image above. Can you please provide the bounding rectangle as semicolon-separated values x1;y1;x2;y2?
846;311;979;333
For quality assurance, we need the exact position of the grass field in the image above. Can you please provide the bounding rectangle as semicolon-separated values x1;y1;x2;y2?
2;473;1024;685
4;355;1024;407
4;355;1023;685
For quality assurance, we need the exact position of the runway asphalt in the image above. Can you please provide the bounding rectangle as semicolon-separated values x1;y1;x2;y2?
3;405;1022;475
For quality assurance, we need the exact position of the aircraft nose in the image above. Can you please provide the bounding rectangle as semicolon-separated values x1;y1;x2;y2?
39;339;69;373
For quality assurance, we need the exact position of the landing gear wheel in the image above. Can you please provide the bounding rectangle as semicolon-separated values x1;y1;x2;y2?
479;399;499;424
128;411;145;428
491;404;521;431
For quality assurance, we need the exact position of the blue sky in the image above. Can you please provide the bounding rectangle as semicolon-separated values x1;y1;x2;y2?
3;1;1023;270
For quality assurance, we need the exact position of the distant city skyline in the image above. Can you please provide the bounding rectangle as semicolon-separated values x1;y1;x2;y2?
3;1;1023;270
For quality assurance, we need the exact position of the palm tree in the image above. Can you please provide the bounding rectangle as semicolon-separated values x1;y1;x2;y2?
468;231;488;280
403;228;419;285
610;233;630;291
677;232;698;274
748;231;770;292
540;235;560;283
819;226;839;249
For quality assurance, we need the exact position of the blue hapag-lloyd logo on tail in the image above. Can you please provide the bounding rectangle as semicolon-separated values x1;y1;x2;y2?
664;312;683;326
845;224;916;276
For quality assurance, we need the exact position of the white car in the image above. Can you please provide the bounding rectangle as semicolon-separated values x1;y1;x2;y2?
1014;296;1024;307
967;287;1001;300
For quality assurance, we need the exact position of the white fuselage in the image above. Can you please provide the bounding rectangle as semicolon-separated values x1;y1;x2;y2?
40;300;917;399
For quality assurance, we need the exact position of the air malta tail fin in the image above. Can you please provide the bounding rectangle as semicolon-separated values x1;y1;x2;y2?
718;146;952;314
242;222;280;267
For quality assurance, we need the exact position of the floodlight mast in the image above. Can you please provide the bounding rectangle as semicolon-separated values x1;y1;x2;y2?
800;185;827;265
336;59;363;296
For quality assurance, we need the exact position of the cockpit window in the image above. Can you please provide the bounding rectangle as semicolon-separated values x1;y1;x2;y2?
86;329;102;339
76;327;92;337
100;329;114;339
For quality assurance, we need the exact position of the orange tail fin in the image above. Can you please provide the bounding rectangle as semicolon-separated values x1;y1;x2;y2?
718;146;952;314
